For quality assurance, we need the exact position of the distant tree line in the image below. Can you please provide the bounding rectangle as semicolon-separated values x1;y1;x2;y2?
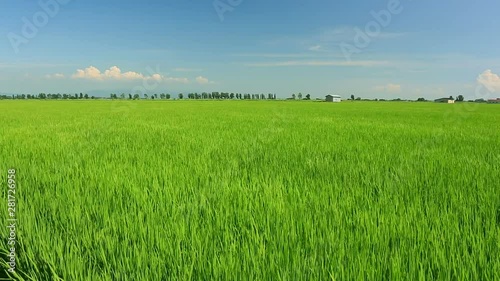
109;92;279;100
0;93;93;100
1;92;279;100
0;92;492;103
287;93;311;100
181;92;278;100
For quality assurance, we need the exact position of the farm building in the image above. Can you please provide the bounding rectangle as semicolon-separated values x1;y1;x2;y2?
326;95;342;102
434;97;455;103
487;98;500;103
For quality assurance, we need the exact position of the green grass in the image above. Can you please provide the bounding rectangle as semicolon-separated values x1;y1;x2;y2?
0;100;499;280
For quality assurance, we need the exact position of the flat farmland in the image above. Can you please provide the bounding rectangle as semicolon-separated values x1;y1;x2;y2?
0;100;499;280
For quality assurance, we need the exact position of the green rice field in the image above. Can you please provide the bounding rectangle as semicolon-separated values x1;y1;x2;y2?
1;100;499;280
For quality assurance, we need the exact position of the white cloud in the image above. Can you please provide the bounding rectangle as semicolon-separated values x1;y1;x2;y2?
386;83;401;93
72;66;103;80
309;45;322;51
45;73;65;79
195;76;209;84
104;66;125;79
121;71;144;80
164;77;189;83
72;66;146;80
150;74;163;81
71;66;189;83
246;60;389;67
477;69;500;92
374;83;401;93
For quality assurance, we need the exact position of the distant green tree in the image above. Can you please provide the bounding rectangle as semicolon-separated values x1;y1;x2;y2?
456;95;464;102
166;94;171;99
298;93;302;99
305;94;311;100
79;93;83;99
292;94;296;100
129;94;132;99
84;94;89;99
351;94;355;100
133;94;140;100
179;93;183;99
120;93;125;99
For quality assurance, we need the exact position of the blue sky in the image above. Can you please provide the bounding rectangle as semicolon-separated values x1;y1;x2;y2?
1;0;500;99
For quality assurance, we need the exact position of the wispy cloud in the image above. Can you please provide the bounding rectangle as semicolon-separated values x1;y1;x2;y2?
195;76;215;84
232;53;319;58
173;68;203;72
246;60;390;67
262;26;408;54
163;77;189;83
318;26;406;43
45;73;65;79
308;45;322;51
0;62;74;69
374;83;401;93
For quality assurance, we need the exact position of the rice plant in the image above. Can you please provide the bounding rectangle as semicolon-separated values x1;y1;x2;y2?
0;100;499;280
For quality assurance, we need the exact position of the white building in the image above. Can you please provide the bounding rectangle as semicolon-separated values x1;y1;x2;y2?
326;95;342;102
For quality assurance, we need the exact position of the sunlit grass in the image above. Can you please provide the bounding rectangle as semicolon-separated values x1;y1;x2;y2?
1;100;499;280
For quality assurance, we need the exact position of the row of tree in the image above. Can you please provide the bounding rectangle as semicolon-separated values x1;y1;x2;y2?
114;92;280;100
0;93;92;100
1;92;278;100
0;93;476;102
0;92;280;100
184;93;278;100
289;93;311;100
